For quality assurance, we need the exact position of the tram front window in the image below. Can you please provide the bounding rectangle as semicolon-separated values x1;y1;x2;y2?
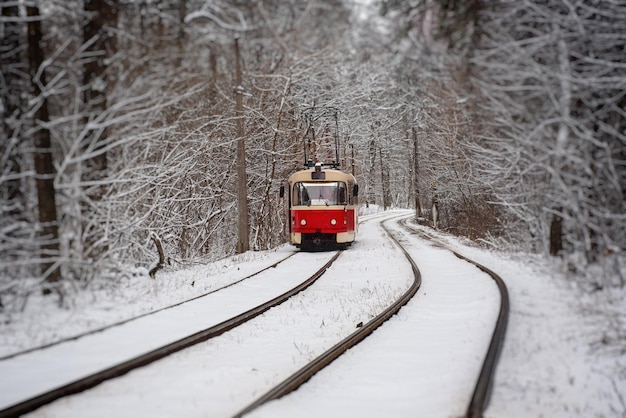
294;182;347;206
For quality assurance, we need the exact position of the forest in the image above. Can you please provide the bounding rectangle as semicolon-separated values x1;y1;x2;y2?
1;0;624;308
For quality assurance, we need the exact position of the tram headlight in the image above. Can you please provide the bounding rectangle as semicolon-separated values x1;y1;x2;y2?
300;219;307;226
330;219;337;225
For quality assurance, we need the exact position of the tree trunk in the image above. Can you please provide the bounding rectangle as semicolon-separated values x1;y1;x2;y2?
178;0;187;49
27;5;61;289
379;146;391;210
549;211;563;256
431;183;439;230
367;139;377;207
234;37;249;253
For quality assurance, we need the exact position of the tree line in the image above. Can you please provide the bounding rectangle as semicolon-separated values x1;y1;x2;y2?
1;0;624;309
382;0;624;283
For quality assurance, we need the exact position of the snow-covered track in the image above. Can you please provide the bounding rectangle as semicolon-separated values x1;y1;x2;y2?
0;253;297;362
233;216;422;418
401;219;510;418
0;252;340;418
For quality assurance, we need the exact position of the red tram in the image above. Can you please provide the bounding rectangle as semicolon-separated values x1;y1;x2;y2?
283;162;359;250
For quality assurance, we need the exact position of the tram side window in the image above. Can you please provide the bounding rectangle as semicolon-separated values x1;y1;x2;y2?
293;183;309;206
337;182;347;205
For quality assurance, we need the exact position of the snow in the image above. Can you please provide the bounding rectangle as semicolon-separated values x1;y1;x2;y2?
250;219;501;418
1;210;624;418
0;252;339;409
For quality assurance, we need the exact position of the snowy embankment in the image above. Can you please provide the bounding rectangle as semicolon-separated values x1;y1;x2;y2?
1;210;624;418
408;219;626;418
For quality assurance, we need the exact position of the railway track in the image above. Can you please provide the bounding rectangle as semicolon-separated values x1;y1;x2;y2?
0;251;339;418
400;218;510;418
235;215;509;418
3;212;383;363
0;253;297;362
233;214;422;417
2;212;508;418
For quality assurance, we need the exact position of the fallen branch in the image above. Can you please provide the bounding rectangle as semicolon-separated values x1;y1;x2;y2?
148;233;165;279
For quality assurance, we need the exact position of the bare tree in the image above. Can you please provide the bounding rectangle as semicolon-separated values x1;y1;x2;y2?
26;5;62;290
469;1;626;267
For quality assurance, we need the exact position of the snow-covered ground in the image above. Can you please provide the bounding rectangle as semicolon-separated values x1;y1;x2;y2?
1;209;624;417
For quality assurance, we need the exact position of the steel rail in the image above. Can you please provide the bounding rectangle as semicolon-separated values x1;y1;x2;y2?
401;219;509;418
0;252;339;418
0;253;297;362
233;217;421;418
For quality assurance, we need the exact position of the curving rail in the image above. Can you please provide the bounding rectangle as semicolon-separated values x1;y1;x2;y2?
234;216;508;418
0;252;339;418
401;219;509;418
2;214;391;362
232;217;422;418
3;215;509;418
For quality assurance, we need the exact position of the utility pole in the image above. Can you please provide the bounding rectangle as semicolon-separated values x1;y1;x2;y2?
412;127;421;218
234;37;249;253
350;143;355;176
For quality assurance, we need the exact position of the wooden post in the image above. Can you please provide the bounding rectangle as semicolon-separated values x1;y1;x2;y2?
350;143;355;176
431;181;438;230
549;210;563;256
234;37;249;253
413;127;421;218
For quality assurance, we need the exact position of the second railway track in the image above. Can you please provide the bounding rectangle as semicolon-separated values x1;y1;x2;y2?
0;251;340;417
233;214;422;417
400;218;509;418
236;214;508;418
2;212;508;418
4;213;415;418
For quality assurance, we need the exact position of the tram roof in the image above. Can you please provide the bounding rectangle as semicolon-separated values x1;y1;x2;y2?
288;167;356;183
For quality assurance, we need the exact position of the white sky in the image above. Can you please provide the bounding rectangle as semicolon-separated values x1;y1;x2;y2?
1;210;624;418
